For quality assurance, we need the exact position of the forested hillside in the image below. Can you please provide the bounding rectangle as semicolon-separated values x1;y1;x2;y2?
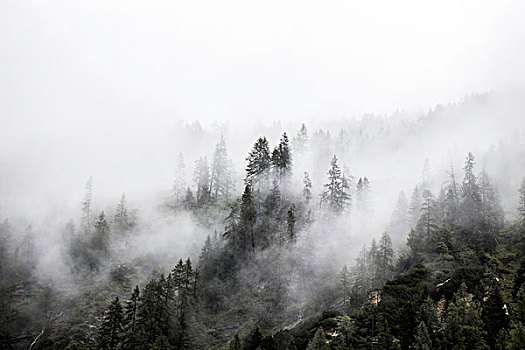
1;95;525;350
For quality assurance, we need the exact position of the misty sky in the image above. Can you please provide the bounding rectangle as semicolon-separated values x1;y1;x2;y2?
1;0;525;219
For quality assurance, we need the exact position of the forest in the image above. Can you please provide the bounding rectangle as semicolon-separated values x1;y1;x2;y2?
1;93;525;350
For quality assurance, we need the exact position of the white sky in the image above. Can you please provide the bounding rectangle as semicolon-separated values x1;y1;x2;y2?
1;0;524;129
1;0;525;219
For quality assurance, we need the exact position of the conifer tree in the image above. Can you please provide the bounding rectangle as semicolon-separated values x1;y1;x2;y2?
194;156;211;204
245;137;271;189
416;189;437;241
389;191;409;241
293;123;309;155
377;232;394;282
460;152;483;229
81;176;94;234
479;170;504;232
444;166;461;227
321;155;350;214
303;171;313;204
210;135;235;201
98;297;124;350
123;286;140;350
172;153;187;204
356;177;371;213
407;185;422;228
240;184;256;251
482;282;509;348
114;193;132;234
287;204;296;241
92;211;110;254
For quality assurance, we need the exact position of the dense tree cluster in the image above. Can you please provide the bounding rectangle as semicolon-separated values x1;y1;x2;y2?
1;117;525;350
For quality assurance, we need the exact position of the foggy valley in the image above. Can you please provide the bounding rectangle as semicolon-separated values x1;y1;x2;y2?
2;1;525;350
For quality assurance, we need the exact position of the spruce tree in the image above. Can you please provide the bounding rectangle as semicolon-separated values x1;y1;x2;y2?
416;189;437;242
482;282;509;349
321;155;350;214
210;135;235;201
240;184;256;251
123;286;140;350
460;152;482;229
81;176;94;234
245;137;271;189
194;156;211;205
303;171;313;204
287;204;296;241
407;185;422;229
377;232;394;282
98;297;124;350
172;152;187;204
114;193;132;234
92;211;110;254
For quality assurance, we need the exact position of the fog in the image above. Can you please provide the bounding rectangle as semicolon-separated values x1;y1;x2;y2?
3;2;525;348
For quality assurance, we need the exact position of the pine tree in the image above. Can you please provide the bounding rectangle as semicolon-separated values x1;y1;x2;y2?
210;135;235;201
356;177;371;214
194;156;211;205
240;184;256;251
479;170;504;233
183;187;196;209
460;152;482;229
272;132;292;183
172;153;187;204
408;185;422;228
98;297;124;350
377;232;394;282
303;171;313;204
114;193;132;234
123;286;140;350
389;191;409;242
245;137;271;189
445;166;461;227
223;201;240;245
321;155;350;214
287;204;296;241
81;176;94;234
293;123;309;155
482;282;509;349
416;189;437;242
92;211;110;254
